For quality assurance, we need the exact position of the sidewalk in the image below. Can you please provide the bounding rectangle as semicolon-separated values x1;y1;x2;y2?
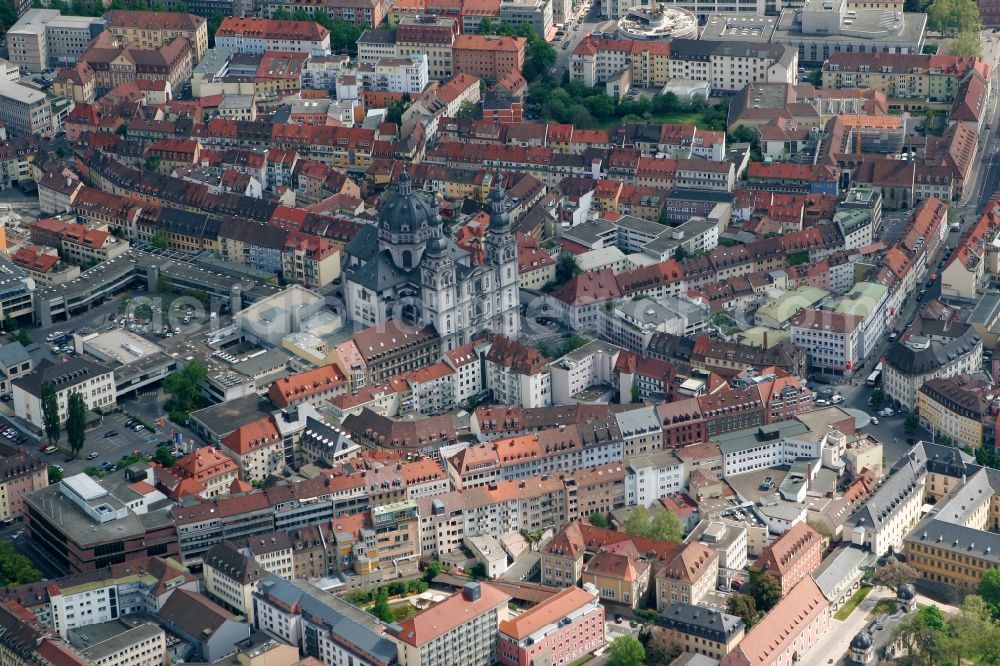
798;587;893;666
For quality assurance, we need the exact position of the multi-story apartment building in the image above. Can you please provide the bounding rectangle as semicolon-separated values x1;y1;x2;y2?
171;493;275;566
43;15;107;69
499;0;552;38
13;357;115;427
452;34;526;82
0;442;47;520
215;17;331;55
171;446;240;499
386;582;511;666
81;33;193;95
282;231;341;288
883;327;982;411
842;452;926;557
0;341;32;397
752;522;823;594
14;556;198;638
219;415;287;484
105;10;209;63
655;543;719;609
498;587;605;666
203;541;265;622
789;309;864;374
624;449;685;507
0;82;53;137
570;37;671;88
394;16;459;80
655;603;745;661
721;579;830;666
916;374;994;450
666;39;797;94
822;52;988;105
254;574;398;666
7;10;104;72
444;425;623;490
360;54;429;94
264;0;389;27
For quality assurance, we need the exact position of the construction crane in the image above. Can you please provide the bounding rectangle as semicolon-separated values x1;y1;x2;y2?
852;79;898;155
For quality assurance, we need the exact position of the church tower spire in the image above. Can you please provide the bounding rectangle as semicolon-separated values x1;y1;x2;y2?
484;172;520;340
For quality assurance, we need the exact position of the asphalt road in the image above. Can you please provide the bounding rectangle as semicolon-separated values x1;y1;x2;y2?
552;0;602;74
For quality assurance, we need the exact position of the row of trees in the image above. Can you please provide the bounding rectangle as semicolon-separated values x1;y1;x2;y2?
40;382;86;456
526;82;732;131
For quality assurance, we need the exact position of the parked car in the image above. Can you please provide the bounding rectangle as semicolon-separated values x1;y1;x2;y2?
870;416;879;425
100;462;115;471
42;445;57;454
104;430;118;438
87;451;99;460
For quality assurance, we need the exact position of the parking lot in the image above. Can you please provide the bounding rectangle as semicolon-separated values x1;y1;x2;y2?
45;409;169;478
725;468;792;505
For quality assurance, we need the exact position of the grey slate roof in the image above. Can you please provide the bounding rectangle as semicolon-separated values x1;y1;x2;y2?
885;327;980;375
657;602;744;643
812;545;869;602
12;356;111;397
0;342;30;370
844;451;925;531
256;575;396;664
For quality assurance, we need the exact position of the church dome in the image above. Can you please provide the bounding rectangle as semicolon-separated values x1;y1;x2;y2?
850;632;873;651
897;584;916;601
380;172;436;237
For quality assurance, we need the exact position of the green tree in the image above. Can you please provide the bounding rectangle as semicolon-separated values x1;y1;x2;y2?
927;0;980;36
154;445;176;467
329;18;364;54
896;605;948;665
875;561;919;591
371;590;394;623
641;630;682;665
424;560;442;582
207;11;224;47
0;542;41;586
726;593;758;628
589;511;609;528
949;30;983;56
66;391;86;456
40;380;60;445
16;330;31;347
151;231;169;250
806;69;823;86
385;99;407;125
673;245;690;260
476;17;495;33
870;388;885;410
649;510;684;542
455;100;481;120
979;568;1000;620
143;154;161;172
48;464;63;483
904;413;919;433
606;636;645;666
554;253;579;285
623;505;652;537
749;569;782;613
272;7;290;18
163;360;207;422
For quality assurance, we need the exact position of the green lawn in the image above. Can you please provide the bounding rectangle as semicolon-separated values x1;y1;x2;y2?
867;599;898;620
835;585;873;620
566;653;595;666
596;111;716;130
389;602;419;622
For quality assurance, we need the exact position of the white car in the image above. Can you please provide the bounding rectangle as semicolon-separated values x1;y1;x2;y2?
870;416;880;425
